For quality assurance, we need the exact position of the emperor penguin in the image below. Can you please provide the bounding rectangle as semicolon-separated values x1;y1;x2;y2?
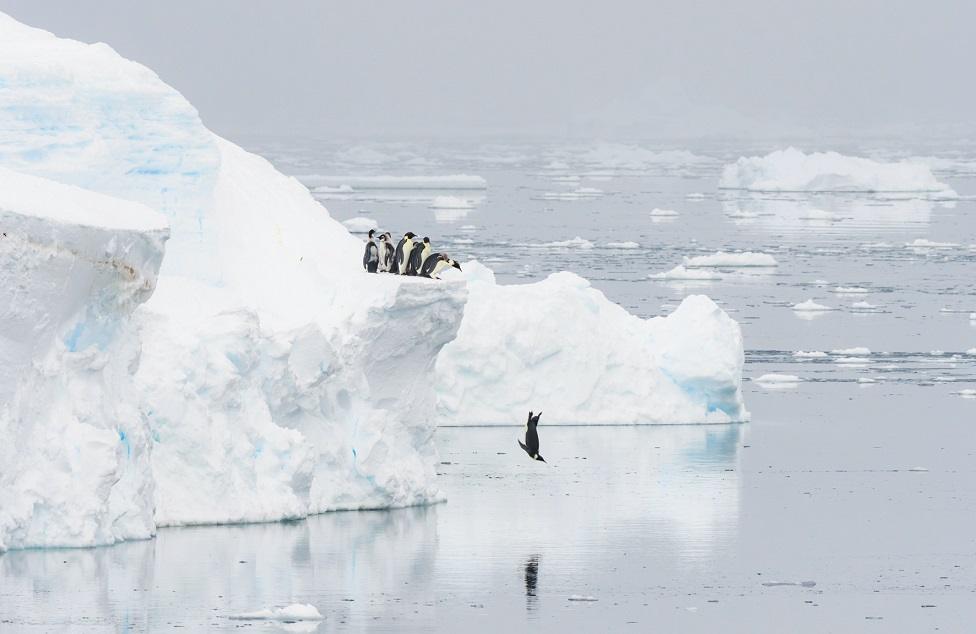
362;229;379;273
406;237;432;276
518;411;546;462
393;232;416;275
419;252;462;279
378;232;396;272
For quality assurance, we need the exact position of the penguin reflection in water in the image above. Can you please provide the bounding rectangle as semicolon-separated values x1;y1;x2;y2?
518;411;546;462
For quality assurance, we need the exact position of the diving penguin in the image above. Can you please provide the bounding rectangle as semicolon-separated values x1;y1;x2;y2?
518;411;546;462
419;253;462;279
362;229;379;273
406;237;432;276
393;232;416;275
378;232;396;273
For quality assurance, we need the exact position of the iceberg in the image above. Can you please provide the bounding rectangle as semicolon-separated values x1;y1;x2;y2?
720;147;957;196
435;263;748;425
0;12;748;549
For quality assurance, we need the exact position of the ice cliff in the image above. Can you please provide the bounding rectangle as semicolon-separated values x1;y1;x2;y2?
0;12;747;550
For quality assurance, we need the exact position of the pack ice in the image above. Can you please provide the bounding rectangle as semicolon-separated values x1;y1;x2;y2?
0;12;747;550
720;147;957;196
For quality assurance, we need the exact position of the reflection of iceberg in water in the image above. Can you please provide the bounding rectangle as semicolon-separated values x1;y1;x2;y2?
722;193;936;229
0;506;438;630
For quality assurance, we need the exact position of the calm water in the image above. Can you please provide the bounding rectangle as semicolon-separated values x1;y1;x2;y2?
2;139;975;632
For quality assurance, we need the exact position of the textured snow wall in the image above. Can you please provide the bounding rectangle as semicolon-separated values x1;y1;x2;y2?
0;167;168;550
720;147;956;195
435;263;748;425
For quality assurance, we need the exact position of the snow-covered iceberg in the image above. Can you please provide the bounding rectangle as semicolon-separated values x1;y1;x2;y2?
0;12;465;550
0;11;748;550
720;147;957;196
435;263;748;425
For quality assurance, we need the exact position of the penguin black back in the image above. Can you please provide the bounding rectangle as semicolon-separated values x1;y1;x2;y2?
517;411;545;462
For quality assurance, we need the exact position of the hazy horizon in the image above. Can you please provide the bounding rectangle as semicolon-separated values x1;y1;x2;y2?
2;0;974;143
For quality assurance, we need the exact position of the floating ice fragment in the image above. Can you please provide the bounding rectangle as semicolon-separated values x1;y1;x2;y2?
793;299;835;312
568;595;599;602
649;207;679;217
229;604;324;622
793;350;827;358
906;238;959;249
341;217;378;233
683;251;778;268
605;241;640;249
649;265;721;281
831;347;871;355
833;286;869;294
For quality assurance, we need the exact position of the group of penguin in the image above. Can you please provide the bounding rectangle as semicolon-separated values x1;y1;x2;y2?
362;229;462;279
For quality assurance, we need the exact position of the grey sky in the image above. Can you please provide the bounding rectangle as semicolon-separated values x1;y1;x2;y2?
1;0;973;140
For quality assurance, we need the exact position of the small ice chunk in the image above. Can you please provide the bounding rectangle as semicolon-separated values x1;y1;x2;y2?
965;348;976;355
230;604;324;621
906;238;959;248
683;251;778;268
851;301;878;310
430;196;475;209
831;347;871;355
812;279;829;286
341;216;378;233
755;373;801;385
526;236;595;249
957;389;976;398
649;208;679;217
649;265;721;281
857;378;876;384
908;467;929;472
793;350;827;358
793;299;835;312
605;241;640;249
833;286;869;294
686;192;706;200
568;595;599;602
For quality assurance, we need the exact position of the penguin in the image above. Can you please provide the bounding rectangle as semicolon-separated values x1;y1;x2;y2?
362;229;379;273
406;237;431;276
419;252;462;279
378;232;396;273
517;411;546;462
393;232;416;275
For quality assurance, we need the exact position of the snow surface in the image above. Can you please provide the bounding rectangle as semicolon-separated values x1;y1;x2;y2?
0;12;749;549
720;147;957;196
435;262;748;425
683;251;778;268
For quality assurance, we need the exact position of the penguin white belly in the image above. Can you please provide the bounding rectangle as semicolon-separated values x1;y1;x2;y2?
400;241;415;274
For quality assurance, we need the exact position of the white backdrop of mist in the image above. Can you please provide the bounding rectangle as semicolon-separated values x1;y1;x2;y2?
1;0;974;142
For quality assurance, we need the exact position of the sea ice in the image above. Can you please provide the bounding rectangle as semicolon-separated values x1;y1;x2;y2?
683;251;778;268
793;351;828;358
649;266;721;281
430;195;476;209
793;299;835;312
906;238;959;249
755;374;802;384
341;216;378;233
831;347;871;355
605;241;641;249
720;147;957;195
833;286;869;294
229;604;324;621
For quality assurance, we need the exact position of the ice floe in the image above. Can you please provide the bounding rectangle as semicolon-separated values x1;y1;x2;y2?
341;216;378;233
683;251;778;268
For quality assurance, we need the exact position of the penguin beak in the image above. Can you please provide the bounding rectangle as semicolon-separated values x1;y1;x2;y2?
536;455;546;463
452;261;462;271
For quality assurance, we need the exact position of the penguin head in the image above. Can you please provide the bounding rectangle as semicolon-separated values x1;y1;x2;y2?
367;229;375;239
447;257;461;271
405;232;416;239
534;454;546;463
423;237;430;244
378;233;387;242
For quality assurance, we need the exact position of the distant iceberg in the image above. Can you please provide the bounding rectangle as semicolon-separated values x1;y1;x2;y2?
720;147;957;196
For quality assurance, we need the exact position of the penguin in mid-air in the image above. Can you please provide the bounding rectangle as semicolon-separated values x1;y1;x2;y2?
419;253;462;279
378;232;396;273
406;237;432;276
518;411;545;462
362;229;379;273
393;232;416;275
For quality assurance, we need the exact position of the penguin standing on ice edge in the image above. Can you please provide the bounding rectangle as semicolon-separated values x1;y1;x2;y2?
406;237;431;275
378;232;395;272
518;411;545;462
394;232;416;275
363;229;379;273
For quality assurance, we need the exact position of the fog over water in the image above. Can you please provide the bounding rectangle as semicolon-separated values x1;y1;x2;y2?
1;0;974;140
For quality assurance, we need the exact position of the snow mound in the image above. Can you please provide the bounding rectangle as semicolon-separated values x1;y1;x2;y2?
720;147;957;196
230;604;324;621
299;174;487;190
793;299;835;312
435;262;748;425
683;251;778;268
430;196;475;209
649;266;721;281
341;216;378;233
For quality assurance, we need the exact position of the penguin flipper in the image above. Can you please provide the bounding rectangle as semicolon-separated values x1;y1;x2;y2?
517;439;529;454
